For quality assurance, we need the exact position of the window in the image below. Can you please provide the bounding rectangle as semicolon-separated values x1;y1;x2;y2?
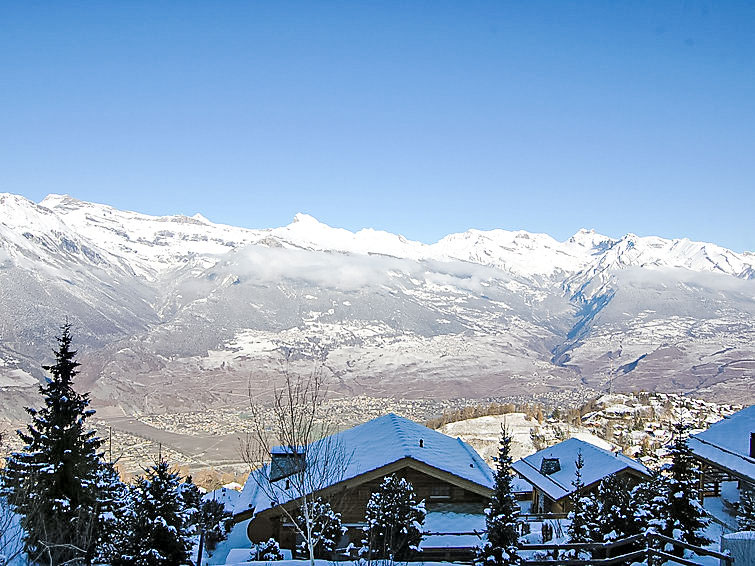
270;450;305;482
430;485;451;499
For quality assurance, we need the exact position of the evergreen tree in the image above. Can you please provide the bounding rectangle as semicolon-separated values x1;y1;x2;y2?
566;451;600;547
595;474;643;541
360;474;426;562
107;460;194;566
199;498;234;552
632;471;667;537
0;324;106;565
178;476;234;556
295;498;345;559
737;482;755;532
252;538;284;561
478;425;520;565
178;475;203;536
662;423;711;550
93;462;128;565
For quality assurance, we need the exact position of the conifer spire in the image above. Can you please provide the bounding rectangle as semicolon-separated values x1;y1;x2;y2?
478;425;520;565
1;322;106;565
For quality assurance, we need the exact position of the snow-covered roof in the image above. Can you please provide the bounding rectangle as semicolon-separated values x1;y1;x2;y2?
511;477;533;494
236;413;494;517
688;404;755;482
203;486;241;513
511;438;649;502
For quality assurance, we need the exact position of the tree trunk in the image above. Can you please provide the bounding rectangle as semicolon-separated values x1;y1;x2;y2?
303;499;315;566
196;529;205;566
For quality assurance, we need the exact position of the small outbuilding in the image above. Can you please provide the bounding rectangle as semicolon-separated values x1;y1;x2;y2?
512;437;650;514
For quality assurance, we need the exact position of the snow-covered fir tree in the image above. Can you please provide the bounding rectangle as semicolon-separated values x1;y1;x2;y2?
477;425;520;565
295;498;345;559
106;460;194;566
639;423;710;557
737;482;755;532
566;451;600;547
252;538;284;561
360;474;426;562
595;474;643;541
178;475;203;535
93;460;128;563
633;471;666;536
178;475;234;556
0;324;108;566
661;423;711;550
199;498;234;552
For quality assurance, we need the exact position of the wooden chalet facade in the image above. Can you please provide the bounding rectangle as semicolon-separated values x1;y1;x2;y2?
235;413;494;558
688;405;755;497
511;437;650;514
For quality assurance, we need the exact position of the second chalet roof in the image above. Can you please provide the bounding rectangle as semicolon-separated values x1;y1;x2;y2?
511;438;649;502
236;413;494;515
688;405;755;482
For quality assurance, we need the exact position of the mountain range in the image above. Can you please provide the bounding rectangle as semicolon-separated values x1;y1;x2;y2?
1;192;753;421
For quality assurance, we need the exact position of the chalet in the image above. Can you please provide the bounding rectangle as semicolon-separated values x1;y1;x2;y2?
235;413;494;559
511;437;650;514
688;404;755;497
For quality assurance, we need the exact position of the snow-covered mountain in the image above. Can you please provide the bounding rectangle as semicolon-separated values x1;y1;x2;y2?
1;192;753;419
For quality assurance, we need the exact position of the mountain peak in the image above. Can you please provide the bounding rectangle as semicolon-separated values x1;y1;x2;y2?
292;212;322;224
0;193;40;213
567;228;615;252
40;193;83;209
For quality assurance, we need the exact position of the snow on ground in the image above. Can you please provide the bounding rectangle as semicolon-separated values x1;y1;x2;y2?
439;413;615;464
703;481;740;534
223;562;461;566
0;368;37;388
204;518;252;565
422;510;486;548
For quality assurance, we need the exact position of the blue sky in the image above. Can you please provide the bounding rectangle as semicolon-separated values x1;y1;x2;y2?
1;2;754;251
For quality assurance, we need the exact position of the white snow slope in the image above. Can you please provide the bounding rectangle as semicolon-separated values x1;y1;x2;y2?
0;192;754;415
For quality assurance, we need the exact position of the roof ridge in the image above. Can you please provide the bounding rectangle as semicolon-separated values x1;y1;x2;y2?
533;437;648;475
516;457;571;494
567;437;648;473
563;436;623;459
388;413;412;456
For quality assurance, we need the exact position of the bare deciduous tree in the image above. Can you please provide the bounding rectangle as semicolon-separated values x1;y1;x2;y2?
242;360;351;566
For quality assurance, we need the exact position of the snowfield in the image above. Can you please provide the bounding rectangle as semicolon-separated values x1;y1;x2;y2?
0;192;754;422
